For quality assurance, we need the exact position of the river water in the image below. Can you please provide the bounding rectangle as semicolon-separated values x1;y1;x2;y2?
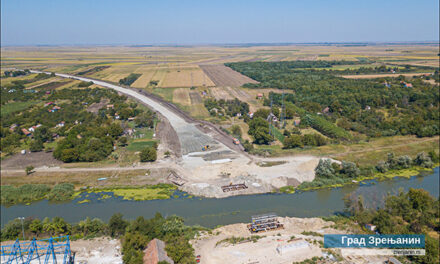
1;167;438;228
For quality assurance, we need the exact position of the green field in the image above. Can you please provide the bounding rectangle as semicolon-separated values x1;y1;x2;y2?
1;101;38;117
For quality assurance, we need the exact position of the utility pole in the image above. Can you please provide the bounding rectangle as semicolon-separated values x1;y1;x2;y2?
18;217;25;240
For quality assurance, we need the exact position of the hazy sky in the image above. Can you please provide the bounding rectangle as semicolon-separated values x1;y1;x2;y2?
1;0;439;45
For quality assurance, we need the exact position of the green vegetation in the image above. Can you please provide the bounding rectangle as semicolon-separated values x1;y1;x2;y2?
295;151;438;191
86;184;177;201
1;212;204;264
1;101;38;117
204;98;249;118
344;189;439;264
139;146;157;162
119;73;141;86
227;61;439;139
215;235;264;246
1;80;156;161
0;183;75;206
300;231;323;237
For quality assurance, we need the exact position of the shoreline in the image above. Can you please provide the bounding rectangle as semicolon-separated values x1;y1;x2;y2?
1;165;437;207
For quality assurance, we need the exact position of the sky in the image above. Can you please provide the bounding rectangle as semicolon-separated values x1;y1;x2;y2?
1;0;439;46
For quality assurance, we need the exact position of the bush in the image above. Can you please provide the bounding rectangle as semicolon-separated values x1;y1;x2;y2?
413;152;433;168
242;140;254;152
140;147;157;162
283;135;303;149
47;183;74;201
375;161;389;173
29;140;43;152
315;159;335;179
340;161;360;178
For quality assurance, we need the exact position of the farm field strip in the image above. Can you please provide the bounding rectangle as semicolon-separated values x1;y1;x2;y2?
173;88;191;106
341;72;433;79
200;64;258;87
209;87;234;100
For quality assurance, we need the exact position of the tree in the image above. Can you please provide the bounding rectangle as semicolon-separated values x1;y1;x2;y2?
340;161;360;178
134;112;154;128
413;152;433;168
253;126;272;144
242;140;254;152
118;136;128;146
314;159;335;179
29;139;44;152
109;213;128;238
25;166;34;175
283;135;303;149
29;219;43;236
375;161;389;173
230;125;242;137
140;147;157;162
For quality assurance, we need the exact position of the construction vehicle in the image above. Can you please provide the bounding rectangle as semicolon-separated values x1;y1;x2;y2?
233;138;240;145
202;145;210;151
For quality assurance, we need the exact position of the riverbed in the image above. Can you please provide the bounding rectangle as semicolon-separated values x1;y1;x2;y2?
1;167;438;228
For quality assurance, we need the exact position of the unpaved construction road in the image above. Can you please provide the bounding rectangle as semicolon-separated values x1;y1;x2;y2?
15;70;325;198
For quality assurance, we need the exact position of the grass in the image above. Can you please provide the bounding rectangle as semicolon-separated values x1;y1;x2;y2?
252;135;439;167
1;101;38;117
126;140;156;151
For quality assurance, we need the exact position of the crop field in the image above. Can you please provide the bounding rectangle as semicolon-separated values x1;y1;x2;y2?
341;72;433;79
173;88;191;106
209;87;234;100
200;64;259;87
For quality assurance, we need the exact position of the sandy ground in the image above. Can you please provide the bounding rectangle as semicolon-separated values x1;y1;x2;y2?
191;217;339;264
72;237;122;264
191;217;395;264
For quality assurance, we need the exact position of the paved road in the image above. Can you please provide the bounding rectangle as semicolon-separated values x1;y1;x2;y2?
30;70;218;155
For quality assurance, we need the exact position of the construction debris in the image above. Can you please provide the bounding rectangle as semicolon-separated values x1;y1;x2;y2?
221;183;248;192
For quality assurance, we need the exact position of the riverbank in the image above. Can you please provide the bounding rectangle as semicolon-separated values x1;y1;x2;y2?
279;164;439;194
1;183;177;207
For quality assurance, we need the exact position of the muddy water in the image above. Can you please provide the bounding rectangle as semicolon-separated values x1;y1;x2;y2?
1;167;438;228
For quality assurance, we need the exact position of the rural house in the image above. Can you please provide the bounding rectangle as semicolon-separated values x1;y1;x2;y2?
143;238;174;264
21;128;31;136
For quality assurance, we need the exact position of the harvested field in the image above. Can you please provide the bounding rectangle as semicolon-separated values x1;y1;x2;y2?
173;88;191;106
225;87;252;101
131;71;156;88
209;87;234;100
341;72;433;79
200;64;258;87
102;73;129;83
160;67;215;88
189;91;203;104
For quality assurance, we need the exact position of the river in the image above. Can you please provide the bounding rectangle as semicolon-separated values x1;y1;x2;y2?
1;167;438;228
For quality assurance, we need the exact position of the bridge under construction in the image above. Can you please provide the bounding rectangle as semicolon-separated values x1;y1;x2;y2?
0;236;74;264
248;213;284;233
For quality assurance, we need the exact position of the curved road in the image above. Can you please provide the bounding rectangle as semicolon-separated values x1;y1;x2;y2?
30;70;224;156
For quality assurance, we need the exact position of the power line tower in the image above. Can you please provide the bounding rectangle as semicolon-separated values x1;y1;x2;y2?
268;94;274;138
280;88;286;128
